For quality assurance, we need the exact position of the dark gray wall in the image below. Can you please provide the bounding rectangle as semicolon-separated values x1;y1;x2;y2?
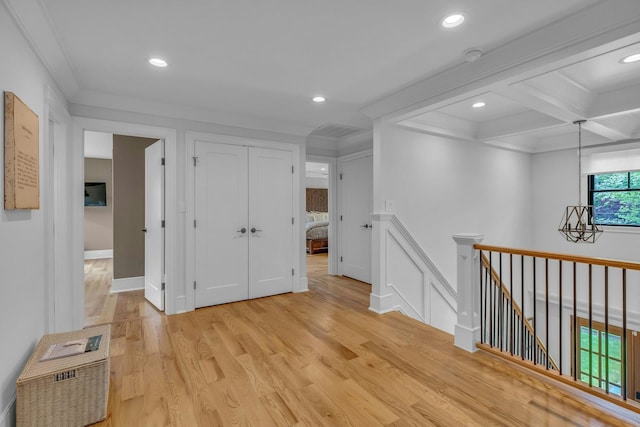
84;157;113;251
112;135;157;279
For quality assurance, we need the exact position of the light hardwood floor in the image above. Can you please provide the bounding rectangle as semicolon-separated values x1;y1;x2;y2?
83;258;639;426
306;253;328;278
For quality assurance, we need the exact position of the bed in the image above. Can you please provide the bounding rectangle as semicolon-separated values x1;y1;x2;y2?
306;212;329;254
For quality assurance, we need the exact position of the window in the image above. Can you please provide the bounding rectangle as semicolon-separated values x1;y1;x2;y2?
588;171;640;226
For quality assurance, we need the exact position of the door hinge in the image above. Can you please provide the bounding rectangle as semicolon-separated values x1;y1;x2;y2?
292;268;294;276
292;217;294;225
292;165;294;174
339;173;343;180
340;256;343;262
161;282;165;291
194;281;197;290
161;157;165;166
161;220;165;228
340;215;343;221
193;156;198;166
194;219;197;228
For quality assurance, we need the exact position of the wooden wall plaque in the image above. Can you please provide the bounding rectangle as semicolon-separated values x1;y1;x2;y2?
4;92;39;210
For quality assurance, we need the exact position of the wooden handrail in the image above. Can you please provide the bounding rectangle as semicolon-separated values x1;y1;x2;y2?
480;254;559;371
475;244;640;271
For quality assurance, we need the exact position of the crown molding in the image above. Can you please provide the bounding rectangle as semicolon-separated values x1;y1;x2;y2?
4;0;80;97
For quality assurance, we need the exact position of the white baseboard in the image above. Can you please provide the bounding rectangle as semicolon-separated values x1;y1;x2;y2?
173;296;187;314
84;249;113;260
454;324;481;353
296;277;309;293
111;276;144;293
369;292;395;314
0;394;16;427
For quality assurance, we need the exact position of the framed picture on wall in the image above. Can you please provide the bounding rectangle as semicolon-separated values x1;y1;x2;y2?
4;91;40;210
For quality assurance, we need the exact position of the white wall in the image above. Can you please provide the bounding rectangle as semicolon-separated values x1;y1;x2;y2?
0;4;69;425
305;176;328;189
532;147;640;262
84;130;112;159
377;124;533;290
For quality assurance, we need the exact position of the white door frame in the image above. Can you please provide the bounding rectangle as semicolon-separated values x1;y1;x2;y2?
71;118;178;323
43;86;72;333
185;131;302;312
305;155;338;275
337;149;373;278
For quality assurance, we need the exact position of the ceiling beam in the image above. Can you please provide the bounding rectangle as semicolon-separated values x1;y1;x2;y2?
495;78;631;141
362;0;640;123
398;111;476;142
589;82;640;120
476;110;562;141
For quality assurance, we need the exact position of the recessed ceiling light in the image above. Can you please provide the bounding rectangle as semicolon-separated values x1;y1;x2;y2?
313;96;326;103
149;58;168;67
620;53;640;64
442;13;465;28
472;102;486;108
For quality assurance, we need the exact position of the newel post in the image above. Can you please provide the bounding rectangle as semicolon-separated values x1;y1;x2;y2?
452;233;484;352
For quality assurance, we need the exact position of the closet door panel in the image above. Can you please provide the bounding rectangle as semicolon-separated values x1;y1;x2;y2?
194;142;249;307
248;147;294;298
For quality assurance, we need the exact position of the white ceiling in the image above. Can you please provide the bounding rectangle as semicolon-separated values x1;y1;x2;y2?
305;162;329;178
7;0;612;141
399;36;640;153
7;0;640;152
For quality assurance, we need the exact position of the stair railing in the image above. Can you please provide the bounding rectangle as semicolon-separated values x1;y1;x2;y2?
474;244;640;413
480;253;558;370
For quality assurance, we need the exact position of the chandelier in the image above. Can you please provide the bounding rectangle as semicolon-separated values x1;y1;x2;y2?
558;120;603;243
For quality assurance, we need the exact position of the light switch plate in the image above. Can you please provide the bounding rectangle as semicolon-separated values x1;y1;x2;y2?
385;200;395;212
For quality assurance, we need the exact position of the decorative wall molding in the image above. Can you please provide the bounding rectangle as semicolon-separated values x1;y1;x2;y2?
388;214;457;310
371;213;457;333
84;249;113;260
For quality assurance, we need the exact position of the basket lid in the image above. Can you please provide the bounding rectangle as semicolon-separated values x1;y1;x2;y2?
17;325;110;382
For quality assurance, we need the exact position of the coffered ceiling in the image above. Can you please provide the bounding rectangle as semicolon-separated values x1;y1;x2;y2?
6;0;640;151
396;31;640;153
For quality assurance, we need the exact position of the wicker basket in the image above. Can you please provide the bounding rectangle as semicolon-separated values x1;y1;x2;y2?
16;325;110;427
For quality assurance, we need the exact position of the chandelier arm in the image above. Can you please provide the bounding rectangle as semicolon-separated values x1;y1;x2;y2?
578;121;582;206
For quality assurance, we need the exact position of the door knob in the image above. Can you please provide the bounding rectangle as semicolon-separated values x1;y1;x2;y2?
251;227;262;233
142;228;148;233
360;224;369;229
237;227;247;234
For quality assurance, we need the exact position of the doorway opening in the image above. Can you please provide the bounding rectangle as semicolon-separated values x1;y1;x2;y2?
305;161;330;278
83;131;164;326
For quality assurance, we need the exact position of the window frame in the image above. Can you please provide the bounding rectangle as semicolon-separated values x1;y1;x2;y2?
574;317;624;395
571;316;638;400
587;171;640;228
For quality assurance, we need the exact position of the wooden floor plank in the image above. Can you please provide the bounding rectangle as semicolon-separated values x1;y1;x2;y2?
84;257;639;426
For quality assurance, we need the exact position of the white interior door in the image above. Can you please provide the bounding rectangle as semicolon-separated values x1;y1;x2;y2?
340;155;372;283
144;140;165;310
248;147;294;298
194;142;249;307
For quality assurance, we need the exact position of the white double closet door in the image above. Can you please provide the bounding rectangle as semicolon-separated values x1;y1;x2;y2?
194;141;294;308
